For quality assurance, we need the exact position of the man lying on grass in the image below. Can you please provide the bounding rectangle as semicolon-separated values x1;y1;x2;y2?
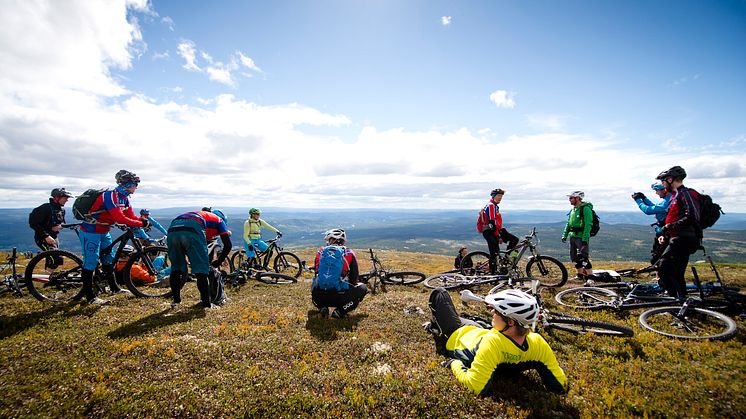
425;288;568;395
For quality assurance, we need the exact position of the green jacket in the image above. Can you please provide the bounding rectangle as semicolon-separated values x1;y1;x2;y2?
562;202;593;242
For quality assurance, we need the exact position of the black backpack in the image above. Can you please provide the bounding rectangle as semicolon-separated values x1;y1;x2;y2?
72;188;108;221
589;209;600;237
696;192;723;229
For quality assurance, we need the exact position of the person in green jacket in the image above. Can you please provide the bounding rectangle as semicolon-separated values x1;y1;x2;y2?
561;191;594;280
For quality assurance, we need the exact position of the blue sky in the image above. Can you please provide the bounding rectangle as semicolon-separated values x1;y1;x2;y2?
1;0;744;212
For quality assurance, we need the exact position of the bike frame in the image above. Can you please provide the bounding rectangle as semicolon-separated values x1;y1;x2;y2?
0;248;23;296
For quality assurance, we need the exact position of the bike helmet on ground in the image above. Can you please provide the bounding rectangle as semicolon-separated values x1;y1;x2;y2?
484;289;539;328
490;188;505;197
324;228;346;242
249;208;261;215
650;183;666;191
115;170;140;186
656;166;686;181
121;245;135;255
51;188;73;198
212;208;227;223
140;208;150;216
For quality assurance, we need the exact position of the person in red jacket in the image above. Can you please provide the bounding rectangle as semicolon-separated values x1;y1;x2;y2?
477;189;519;274
655;166;701;299
78;170;149;304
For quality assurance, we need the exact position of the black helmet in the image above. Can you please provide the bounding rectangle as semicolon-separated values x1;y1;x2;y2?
656;166;687;181
115;169;140;186
490;188;505;197
51;188;73;198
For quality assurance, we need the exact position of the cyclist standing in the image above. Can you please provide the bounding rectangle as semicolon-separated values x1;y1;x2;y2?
311;228;367;319
79;170;150;304
561;191;594;280
426;288;567;395
167;208;232;309
477;189;519;274
29;188;73;268
655;166;701;299
133;208;168;244
243;208;282;265
632;182;672;264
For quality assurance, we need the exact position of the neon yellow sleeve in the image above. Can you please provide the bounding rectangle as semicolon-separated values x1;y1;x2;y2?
242;220;251;243
259;219;279;233
449;335;501;394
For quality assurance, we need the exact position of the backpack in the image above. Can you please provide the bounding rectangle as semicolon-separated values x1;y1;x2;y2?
583;205;600;237
476;210;485;233
696;192;723;229
312;245;349;291
72;188;108;221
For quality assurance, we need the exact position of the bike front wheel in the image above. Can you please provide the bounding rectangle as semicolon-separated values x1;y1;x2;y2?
124;246;173;298
257;272;297;285
24;250;85;302
526;256;567;287
554;287;619;309
460;251;491;276
638;306;737;340
424;273;469;290
273;252;302;278
545;315;634;337
383;271;426;285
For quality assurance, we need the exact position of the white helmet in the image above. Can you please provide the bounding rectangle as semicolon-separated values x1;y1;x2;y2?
324;228;346;242
485;289;539;328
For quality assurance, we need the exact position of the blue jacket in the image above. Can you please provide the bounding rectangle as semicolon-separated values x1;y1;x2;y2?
635;194;672;233
134;216;168;240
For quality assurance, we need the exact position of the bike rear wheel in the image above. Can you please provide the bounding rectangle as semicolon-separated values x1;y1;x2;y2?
24;250;85;302
257;271;297;284
638;306;737;340
424;273;470;290
383;271;426;285
545;315;634;337
273;252;302;278
554;287;619;309
460;251;491;276
124;246;173;298
526;256;567;287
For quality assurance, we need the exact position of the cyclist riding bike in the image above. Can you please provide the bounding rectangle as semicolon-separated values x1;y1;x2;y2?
133;208;168;244
655;166;701;299
632;182;672;265
477;188;519;274
426;288;567;395
79;170;149;304
242;208;283;265
311;228;367;319
167;208;232;309
28;187;73;269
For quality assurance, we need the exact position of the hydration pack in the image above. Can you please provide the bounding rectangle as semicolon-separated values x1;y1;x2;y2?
589;209;600;237
695;192;723;230
72;188;108;221
312;245;349;291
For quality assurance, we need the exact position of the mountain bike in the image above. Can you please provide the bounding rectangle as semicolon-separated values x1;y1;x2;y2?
24;224;166;301
461;227;568;287
224;260;297;286
459;284;634;337
0;248;26;297
357;249;426;294
229;235;302;278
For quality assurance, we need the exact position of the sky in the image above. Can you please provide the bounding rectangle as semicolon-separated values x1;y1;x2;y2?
1;0;745;213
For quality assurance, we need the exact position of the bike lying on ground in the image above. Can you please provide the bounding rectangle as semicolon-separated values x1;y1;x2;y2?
24;224;170;301
424;271;536;292
0;248;25;297
459;283;634;337
357;249;426;294
554;253;742;340
460;227;568;287
224;261;298;286
230;235;302;279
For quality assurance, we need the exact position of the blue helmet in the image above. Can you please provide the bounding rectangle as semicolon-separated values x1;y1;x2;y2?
140;208;150;216
650;183;666;191
212;209;227;223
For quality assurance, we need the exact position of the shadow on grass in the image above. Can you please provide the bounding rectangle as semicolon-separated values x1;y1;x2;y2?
487;374;580;418
0;302;96;339
107;305;206;339
304;309;367;341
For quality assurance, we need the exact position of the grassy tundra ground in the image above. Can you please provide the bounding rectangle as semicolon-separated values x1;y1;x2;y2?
1;250;744;418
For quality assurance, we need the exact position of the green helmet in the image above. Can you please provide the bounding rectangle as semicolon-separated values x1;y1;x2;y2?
249;208;261;215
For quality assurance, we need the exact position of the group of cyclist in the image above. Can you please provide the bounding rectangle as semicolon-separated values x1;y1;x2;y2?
25;164;707;396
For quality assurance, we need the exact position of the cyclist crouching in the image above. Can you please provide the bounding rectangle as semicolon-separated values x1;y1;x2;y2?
311;228;367;319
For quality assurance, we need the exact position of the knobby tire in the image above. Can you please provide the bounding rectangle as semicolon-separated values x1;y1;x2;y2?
638;306;737;340
24;250;85;302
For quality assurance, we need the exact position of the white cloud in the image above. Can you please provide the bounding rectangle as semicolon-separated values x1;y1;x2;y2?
237;52;262;73
526;114;567;130
161;16;175;31
0;1;745;213
175;41;261;86
441;16;452;26
489;90;516;109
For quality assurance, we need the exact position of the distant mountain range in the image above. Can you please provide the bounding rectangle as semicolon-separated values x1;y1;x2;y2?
3;208;745;263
